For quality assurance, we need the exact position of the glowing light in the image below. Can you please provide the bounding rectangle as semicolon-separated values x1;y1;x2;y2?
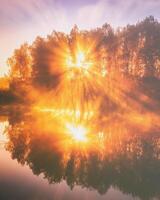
66;56;73;67
66;123;88;142
66;50;92;70
76;51;85;68
101;68;108;77
34;107;94;121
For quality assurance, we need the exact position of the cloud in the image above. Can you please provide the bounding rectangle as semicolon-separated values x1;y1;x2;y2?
76;1;106;29
0;0;70;76
75;0;160;29
0;0;70;32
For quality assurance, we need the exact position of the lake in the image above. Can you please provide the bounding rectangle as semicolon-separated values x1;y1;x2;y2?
0;106;160;200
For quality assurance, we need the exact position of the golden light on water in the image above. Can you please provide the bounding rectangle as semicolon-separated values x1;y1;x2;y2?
2;19;160;200
66;123;88;142
27;35;160;152
34;107;94;121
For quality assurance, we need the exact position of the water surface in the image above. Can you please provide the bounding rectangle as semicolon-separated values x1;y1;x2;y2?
0;107;160;200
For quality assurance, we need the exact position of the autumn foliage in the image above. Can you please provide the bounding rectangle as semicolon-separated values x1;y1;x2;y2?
6;16;160;107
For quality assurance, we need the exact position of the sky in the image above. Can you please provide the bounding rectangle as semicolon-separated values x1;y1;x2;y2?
0;0;160;77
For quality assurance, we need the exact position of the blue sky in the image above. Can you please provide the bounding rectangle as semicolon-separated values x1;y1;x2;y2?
0;0;160;76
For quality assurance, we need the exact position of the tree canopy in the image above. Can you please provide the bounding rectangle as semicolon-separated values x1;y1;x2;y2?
8;16;160;90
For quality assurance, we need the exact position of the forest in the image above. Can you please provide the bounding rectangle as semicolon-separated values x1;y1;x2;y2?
1;16;160;110
1;16;160;200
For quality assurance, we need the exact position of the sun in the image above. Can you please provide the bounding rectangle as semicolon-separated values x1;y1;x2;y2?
76;51;85;68
66;123;88;142
66;50;92;70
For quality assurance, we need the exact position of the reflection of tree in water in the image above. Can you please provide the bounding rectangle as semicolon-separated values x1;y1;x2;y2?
5;111;160;200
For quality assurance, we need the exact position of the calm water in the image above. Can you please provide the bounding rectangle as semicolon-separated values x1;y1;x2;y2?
0;107;160;200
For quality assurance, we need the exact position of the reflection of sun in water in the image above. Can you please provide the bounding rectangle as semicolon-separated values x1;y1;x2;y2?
66;123;88;142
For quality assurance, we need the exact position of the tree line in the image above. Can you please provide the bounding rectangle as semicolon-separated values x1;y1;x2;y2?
1;16;159;105
8;16;160;84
